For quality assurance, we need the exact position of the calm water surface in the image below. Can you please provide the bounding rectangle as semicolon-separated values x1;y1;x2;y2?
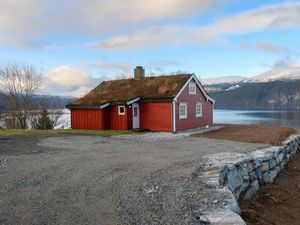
214;110;300;131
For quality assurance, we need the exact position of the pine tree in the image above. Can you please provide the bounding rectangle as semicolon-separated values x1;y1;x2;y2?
37;109;53;130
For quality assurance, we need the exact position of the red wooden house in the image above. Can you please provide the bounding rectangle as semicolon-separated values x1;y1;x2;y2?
67;66;215;132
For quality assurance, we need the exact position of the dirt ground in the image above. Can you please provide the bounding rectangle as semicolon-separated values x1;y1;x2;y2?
196;124;297;146
240;150;300;225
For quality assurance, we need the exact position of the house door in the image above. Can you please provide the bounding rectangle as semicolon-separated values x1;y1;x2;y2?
132;103;140;129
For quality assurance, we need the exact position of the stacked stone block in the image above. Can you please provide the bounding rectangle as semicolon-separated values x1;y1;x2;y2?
219;135;300;202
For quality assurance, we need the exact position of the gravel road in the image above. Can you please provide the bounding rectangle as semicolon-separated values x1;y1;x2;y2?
0;134;268;225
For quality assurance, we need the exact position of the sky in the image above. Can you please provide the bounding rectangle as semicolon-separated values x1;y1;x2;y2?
0;0;300;97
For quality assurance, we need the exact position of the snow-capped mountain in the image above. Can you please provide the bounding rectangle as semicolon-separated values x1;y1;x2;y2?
202;62;300;85
246;66;300;83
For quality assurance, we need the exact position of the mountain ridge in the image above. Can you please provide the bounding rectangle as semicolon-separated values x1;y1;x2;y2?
209;80;300;110
0;94;76;112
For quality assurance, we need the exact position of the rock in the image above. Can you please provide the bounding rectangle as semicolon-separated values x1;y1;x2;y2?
203;209;246;225
276;152;284;164
145;186;158;195
269;159;277;169
263;169;278;183
260;162;269;172
253;159;262;168
227;199;241;215
242;180;260;201
199;216;210;224
218;166;229;186
249;169;262;181
276;165;282;174
227;165;248;193
244;161;255;172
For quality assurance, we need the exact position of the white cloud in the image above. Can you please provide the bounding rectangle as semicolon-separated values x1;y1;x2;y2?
42;66;98;97
1;1;300;49
88;61;132;74
258;41;289;55
40;60;180;96
243;41;293;56
89;25;195;49
86;59;180;78
0;0;223;48
199;1;300;37
96;1;300;49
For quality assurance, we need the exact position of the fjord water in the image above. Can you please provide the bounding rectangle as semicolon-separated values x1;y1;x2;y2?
214;110;300;131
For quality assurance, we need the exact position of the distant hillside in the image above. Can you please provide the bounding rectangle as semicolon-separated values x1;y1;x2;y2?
45;96;77;107
210;80;300;110
0;94;76;112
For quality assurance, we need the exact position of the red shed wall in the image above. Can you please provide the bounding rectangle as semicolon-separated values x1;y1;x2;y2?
176;78;213;131
110;105;131;130
140;102;172;132
71;109;110;130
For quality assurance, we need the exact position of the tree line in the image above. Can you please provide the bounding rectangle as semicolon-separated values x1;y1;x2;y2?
0;64;63;130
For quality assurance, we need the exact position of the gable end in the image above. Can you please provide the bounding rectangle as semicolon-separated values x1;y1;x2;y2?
173;74;215;104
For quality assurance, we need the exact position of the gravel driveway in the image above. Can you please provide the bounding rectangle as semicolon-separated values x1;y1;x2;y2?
0;134;267;225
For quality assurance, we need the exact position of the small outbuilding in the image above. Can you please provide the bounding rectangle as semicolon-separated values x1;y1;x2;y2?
67;66;215;132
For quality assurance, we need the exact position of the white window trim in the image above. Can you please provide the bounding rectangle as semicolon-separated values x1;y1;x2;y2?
195;102;202;117
118;106;125;115
189;82;196;95
179;103;187;119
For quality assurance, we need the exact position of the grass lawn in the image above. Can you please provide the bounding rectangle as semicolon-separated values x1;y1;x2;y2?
0;129;134;136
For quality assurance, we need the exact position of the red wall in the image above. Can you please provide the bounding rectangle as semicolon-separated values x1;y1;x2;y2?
176;79;213;131
140;102;172;132
71;106;132;130
71;109;110;130
110;105;132;130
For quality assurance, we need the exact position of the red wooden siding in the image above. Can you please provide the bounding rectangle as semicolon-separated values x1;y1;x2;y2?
71;109;110;130
140;102;172;132
110;106;131;130
176;78;213;131
127;106;133;130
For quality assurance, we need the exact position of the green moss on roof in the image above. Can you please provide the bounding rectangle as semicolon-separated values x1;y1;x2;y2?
68;74;192;106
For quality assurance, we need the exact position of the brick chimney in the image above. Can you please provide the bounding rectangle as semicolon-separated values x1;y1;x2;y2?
134;66;145;80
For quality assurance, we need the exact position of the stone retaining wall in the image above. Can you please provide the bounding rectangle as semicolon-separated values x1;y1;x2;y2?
218;135;300;202
199;134;300;225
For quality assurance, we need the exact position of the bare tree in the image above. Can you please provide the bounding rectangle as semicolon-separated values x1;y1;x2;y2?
0;64;42;129
48;98;64;129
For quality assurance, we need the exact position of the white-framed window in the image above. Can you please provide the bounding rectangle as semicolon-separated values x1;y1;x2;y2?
118;106;125;115
179;103;187;119
195;103;202;117
189;82;196;94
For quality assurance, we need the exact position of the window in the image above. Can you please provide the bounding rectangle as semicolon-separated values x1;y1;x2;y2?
118;106;125;115
133;106;138;117
179;103;187;119
195;103;202;117
189;82;196;94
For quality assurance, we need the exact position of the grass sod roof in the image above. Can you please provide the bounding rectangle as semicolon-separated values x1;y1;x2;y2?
68;74;192;107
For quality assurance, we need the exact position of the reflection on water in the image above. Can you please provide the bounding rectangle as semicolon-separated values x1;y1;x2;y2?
214;110;300;130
